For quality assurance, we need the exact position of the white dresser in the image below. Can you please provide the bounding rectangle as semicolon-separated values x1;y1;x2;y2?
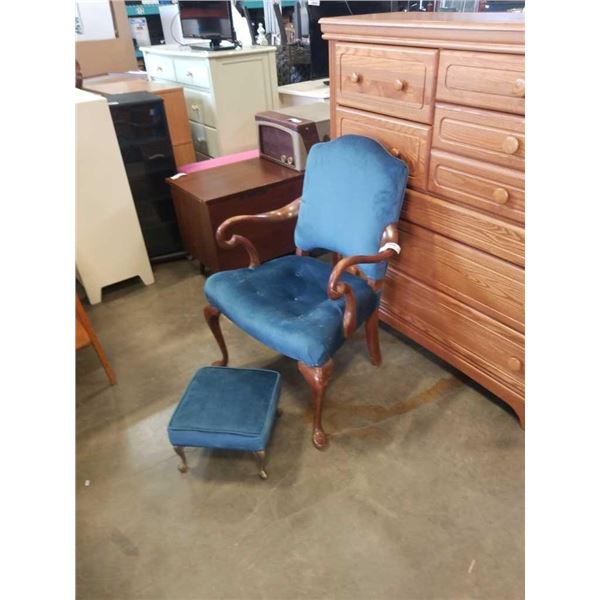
140;45;279;159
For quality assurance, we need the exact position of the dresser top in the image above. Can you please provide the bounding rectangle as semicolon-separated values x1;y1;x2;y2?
140;44;276;59
320;11;524;54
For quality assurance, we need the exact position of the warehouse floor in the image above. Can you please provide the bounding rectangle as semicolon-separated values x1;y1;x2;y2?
76;259;524;600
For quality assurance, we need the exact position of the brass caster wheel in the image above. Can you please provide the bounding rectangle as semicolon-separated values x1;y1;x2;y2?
258;469;268;480
178;463;188;474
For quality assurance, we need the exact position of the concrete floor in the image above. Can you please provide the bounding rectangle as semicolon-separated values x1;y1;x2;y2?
76;259;524;600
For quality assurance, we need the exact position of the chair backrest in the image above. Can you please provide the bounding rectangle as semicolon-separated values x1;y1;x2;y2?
294;134;409;280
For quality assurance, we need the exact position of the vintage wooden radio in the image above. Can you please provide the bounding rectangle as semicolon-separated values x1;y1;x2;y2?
255;102;330;171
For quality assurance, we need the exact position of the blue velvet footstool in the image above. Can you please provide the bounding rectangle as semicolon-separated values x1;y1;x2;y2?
167;367;281;479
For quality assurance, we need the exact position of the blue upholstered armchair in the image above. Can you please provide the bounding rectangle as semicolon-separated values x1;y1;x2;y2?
203;135;409;449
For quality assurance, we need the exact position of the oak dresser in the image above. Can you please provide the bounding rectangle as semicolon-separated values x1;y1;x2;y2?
320;12;525;425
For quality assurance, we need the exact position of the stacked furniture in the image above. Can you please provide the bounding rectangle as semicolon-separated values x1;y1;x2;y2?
84;77;195;168
107;91;182;260
75;89;154;305
140;45;278;159
320;12;525;425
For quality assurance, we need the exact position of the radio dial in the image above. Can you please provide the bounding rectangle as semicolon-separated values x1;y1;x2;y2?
286;156;293;165
280;154;287;162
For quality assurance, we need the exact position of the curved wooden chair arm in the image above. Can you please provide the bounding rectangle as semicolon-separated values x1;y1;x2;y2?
215;198;301;268
328;225;400;339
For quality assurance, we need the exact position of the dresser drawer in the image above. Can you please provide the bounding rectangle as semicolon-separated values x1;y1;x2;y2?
392;221;524;333
437;50;524;115
381;270;524;396
429;150;524;224
190;121;220;157
144;54;175;81
336;107;431;191
433;103;524;171
401;189;524;267
336;43;438;124
183;88;216;127
174;57;210;89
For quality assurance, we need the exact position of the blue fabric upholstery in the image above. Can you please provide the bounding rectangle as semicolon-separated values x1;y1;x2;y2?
204;255;379;367
294;135;409;280
168;367;281;452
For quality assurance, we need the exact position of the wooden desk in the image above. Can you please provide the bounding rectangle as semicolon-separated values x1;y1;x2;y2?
167;158;303;273
83;78;195;168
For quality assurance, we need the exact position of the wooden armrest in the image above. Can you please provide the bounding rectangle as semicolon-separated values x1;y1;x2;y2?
215;198;301;268
327;225;399;338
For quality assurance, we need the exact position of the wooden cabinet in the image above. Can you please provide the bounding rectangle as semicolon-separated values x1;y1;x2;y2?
167;158;303;273
321;12;525;425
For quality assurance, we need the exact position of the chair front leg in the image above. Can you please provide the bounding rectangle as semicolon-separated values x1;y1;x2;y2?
365;309;382;367
203;304;229;366
298;359;334;450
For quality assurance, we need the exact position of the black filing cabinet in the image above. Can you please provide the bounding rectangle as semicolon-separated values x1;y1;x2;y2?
107;91;183;260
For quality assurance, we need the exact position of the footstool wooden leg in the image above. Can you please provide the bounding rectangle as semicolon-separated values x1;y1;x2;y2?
174;446;188;473
254;450;268;480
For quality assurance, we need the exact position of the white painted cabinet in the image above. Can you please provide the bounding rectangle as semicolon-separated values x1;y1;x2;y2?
140;45;279;159
75;89;154;304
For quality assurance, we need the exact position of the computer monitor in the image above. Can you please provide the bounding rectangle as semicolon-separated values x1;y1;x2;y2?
179;0;236;49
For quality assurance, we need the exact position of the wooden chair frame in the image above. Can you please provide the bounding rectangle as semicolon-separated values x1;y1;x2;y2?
203;197;399;450
76;294;117;385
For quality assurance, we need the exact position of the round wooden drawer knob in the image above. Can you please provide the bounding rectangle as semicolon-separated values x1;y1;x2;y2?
502;136;520;155
513;78;525;97
508;357;522;372
493;187;510;204
390;147;400;158
350;72;362;84
394;79;406;91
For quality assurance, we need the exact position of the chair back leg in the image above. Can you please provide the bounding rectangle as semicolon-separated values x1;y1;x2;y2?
203;305;229;366
298;359;334;450
365;309;382;367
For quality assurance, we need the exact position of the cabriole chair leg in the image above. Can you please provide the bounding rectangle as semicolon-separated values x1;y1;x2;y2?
203;304;229;366
365;309;382;367
298;359;334;450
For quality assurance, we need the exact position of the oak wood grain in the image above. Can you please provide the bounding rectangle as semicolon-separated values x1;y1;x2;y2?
390;221;524;333
433;103;524;171
336;106;431;191
335;43;438;124
381;270;524;396
401;189;524;267
437;50;525;115
428;150;524;224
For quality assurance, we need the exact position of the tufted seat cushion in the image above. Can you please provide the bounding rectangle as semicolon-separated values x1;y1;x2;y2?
204;255;379;367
